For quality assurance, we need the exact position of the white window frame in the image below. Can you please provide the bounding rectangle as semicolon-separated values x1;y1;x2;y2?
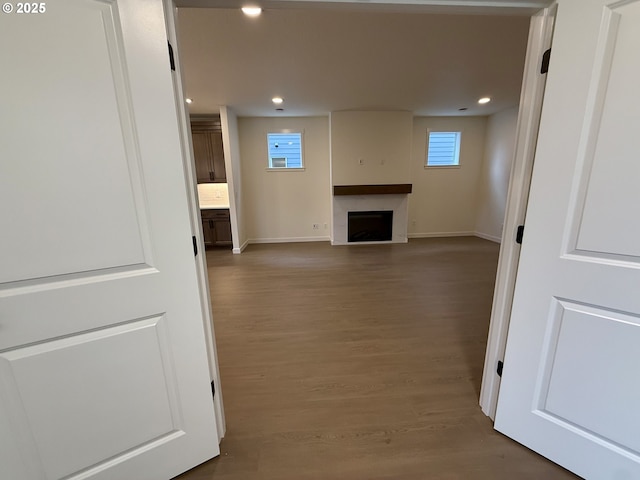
266;130;305;171
425;129;462;169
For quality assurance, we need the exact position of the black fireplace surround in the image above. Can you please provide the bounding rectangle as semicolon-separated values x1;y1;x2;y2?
348;211;393;242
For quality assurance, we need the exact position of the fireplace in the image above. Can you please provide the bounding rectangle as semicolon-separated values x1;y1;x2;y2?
331;184;412;245
348;211;393;242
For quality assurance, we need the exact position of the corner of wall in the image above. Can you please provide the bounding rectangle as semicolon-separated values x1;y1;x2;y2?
474;107;519;241
219;106;247;251
409;116;488;236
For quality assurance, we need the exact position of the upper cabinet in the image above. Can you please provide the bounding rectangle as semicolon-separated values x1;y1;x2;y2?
191;118;226;183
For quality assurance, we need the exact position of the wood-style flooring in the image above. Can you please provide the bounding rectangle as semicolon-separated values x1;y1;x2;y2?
175;237;578;480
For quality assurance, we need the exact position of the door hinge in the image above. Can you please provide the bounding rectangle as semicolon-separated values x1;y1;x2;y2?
211;380;216;399
516;225;524;244
540;48;551;74
168;42;176;71
192;235;198;256
497;360;504;377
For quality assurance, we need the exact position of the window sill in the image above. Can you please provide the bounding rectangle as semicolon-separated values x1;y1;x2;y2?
266;167;306;172
424;165;461;169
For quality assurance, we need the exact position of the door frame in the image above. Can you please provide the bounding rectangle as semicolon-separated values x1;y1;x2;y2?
164;0;226;440
479;4;556;419
168;0;556;425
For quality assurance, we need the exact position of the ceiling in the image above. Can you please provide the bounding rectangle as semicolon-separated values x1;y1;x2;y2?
176;0;549;15
176;3;533;117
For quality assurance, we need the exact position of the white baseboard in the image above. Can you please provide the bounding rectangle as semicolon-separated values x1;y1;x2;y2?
408;231;475;239
331;239;408;246
474;231;502;243
248;236;331;245
232;238;250;254
244;233;496;246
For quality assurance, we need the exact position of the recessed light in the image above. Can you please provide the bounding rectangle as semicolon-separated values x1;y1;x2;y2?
478;97;491;104
185;98;193;104
272;97;284;104
241;7;262;16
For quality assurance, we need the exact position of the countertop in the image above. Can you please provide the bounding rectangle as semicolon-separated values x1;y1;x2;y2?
200;205;230;210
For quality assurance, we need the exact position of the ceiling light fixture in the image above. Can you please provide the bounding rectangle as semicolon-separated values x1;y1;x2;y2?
478;97;491;104
241;6;262;16
185;98;193;104
272;97;284;104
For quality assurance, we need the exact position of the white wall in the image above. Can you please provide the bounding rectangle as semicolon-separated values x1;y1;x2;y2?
475;107;519;242
239;116;331;243
331;111;412;185
220;107;247;252
409;116;487;237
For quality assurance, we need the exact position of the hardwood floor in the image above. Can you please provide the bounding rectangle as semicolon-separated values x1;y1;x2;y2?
175;238;578;479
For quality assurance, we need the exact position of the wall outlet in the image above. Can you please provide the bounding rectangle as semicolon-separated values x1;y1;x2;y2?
412;219;416;227
324;223;328;229
313;224;320;230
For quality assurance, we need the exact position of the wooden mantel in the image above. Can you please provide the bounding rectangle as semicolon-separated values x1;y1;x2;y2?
333;184;412;196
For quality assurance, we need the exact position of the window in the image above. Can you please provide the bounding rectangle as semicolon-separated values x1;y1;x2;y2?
426;131;461;167
267;132;303;169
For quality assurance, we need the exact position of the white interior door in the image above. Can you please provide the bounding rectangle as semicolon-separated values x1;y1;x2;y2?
0;1;220;479
495;0;640;478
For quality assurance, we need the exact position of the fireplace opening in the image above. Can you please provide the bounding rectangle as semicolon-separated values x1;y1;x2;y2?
348;211;393;242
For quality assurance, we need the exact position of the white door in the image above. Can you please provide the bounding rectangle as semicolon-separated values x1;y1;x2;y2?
0;1;220;479
495;0;640;478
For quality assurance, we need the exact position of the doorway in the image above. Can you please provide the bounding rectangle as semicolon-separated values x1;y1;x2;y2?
170;0;556;476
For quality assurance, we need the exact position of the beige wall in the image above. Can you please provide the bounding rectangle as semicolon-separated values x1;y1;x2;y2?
236;113;514;244
239;116;331;242
330;111;412;185
409;116;487;236
475;107;518;242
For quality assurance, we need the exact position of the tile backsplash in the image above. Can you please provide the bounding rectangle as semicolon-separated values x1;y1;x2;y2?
197;183;229;209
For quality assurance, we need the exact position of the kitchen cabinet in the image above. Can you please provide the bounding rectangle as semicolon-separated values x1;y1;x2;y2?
201;209;232;248
191;118;226;183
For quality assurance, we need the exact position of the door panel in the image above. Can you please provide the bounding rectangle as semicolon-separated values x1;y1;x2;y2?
0;317;178;480
541;301;640;453
202;219;214;248
214;220;233;245
210;132;227;182
0;1;219;479
192;132;214;183
0;0;150;283
569;1;640;259
495;0;640;478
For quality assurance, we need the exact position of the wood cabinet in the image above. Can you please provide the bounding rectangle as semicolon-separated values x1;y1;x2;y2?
201;209;232;248
191;118;226;183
